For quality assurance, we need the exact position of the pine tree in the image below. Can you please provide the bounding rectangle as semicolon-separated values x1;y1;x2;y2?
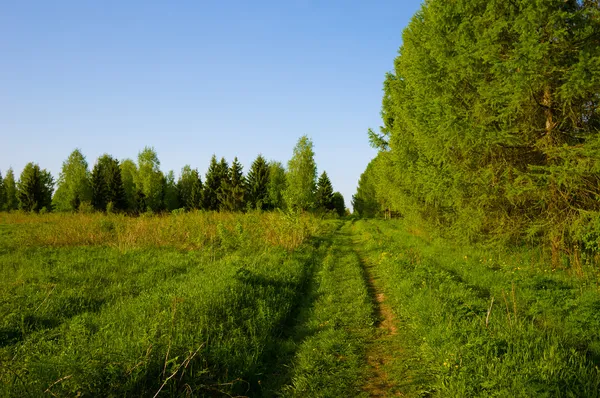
315;171;334;212
0;171;5;211
91;161;107;212
284;136;317;211
163;170;180;211
216;158;231;211
246;155;269;210
203;155;222;211
3;168;18;211
53;149;92;212
91;155;127;212
17;163;54;212
267;161;286;210
177;165;203;210
221;157;246;212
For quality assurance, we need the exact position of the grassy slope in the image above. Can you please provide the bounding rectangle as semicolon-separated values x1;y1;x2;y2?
353;219;600;397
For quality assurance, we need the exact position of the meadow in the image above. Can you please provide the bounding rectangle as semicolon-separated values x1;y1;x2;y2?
2;212;600;397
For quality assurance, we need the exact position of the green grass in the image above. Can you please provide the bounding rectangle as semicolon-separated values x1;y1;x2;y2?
352;219;600;397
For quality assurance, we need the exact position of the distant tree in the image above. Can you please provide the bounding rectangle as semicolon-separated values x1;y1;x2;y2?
216;158;232;211
91;155;127;212
120;159;138;213
177;165;203;210
246;155;270;210
352;160;381;218
3;168;18;211
284;136;317;211
332;192;345;217
53;149;92;212
221;157;246;212
136;147;165;212
315;171;335;212
163;170;180;211
203;155;221;211
17;163;54;212
267;161;286;210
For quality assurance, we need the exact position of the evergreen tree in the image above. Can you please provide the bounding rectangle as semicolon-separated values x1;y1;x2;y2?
315;171;335;212
3;168;18;211
120;159;138;213
203;155;222;211
216;158;231;211
136;147;165;212
177;165;203;210
221;157;246;212
352;159;381;218
17;163;54;212
53;149;92;212
267;161;287;210
284;136;317;211
91;155;127;212
246;155;269;210
332;192;346;217
164;170;180;211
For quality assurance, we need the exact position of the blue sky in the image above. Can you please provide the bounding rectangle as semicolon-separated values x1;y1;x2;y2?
1;0;423;209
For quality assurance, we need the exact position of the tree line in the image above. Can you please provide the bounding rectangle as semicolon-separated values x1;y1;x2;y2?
353;0;600;266
0;136;346;216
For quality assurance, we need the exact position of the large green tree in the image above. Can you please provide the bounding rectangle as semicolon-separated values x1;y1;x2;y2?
163;170;180;211
220;157;246;212
3;168;18;211
203;155;222;211
17;163;54;212
177;165;203;211
267;161;287;210
91;155;127;212
352;158;382;218
246;155;270;210
53;149;92;212
370;0;600;261
315;171;335;212
136;147;165;212
284;136;317;211
332;192;346;217
120;159;138;213
0;171;4;211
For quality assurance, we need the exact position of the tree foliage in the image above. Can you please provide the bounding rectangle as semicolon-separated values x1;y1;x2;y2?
17;163;54;212
221;157;246;212
53;149;92;212
136;147;165;212
267;161;287;210
246;155;269;210
3;168;18;211
332;192;346;217
363;0;600;259
177;165;203;211
315;171;335;212
91;155;127;212
120;159;139;213
284;136;317;211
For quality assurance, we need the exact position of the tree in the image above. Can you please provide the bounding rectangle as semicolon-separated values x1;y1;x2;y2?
267;161;286;210
284;136;317;211
370;0;600;259
315;171;335;212
0;171;4;211
332;192;346;217
53;149;92;212
352;159;381;218
91;155;127;212
246;155;270;210
163;170;180;211
203;155;222;211
3;168;18;211
120;159;138;213
136;147;165;212
17;163;54;212
221;157;246;212
177;165;203;210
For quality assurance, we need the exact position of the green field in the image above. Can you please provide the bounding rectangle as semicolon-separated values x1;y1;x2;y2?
1;213;600;397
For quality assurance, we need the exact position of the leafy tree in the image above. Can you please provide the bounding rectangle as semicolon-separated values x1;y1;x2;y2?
267;161;286;210
246;155;270;210
91;155;127;212
332;192;346;217
221;157;246;212
53;149;92;212
315;171;335;212
136;147;165;212
17;163;54;212
177;165;203;210
352;159;381;218
120;159;138;213
163;170;180;211
203;155;222;211
284;135;317;211
370;0;600;260
3;168;18;211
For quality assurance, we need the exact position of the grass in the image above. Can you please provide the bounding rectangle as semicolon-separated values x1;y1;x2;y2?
352;219;600;397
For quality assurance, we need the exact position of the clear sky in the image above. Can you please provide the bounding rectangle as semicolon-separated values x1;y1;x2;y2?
1;0;423;210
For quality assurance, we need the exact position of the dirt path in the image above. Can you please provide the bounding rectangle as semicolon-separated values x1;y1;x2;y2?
355;247;405;397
